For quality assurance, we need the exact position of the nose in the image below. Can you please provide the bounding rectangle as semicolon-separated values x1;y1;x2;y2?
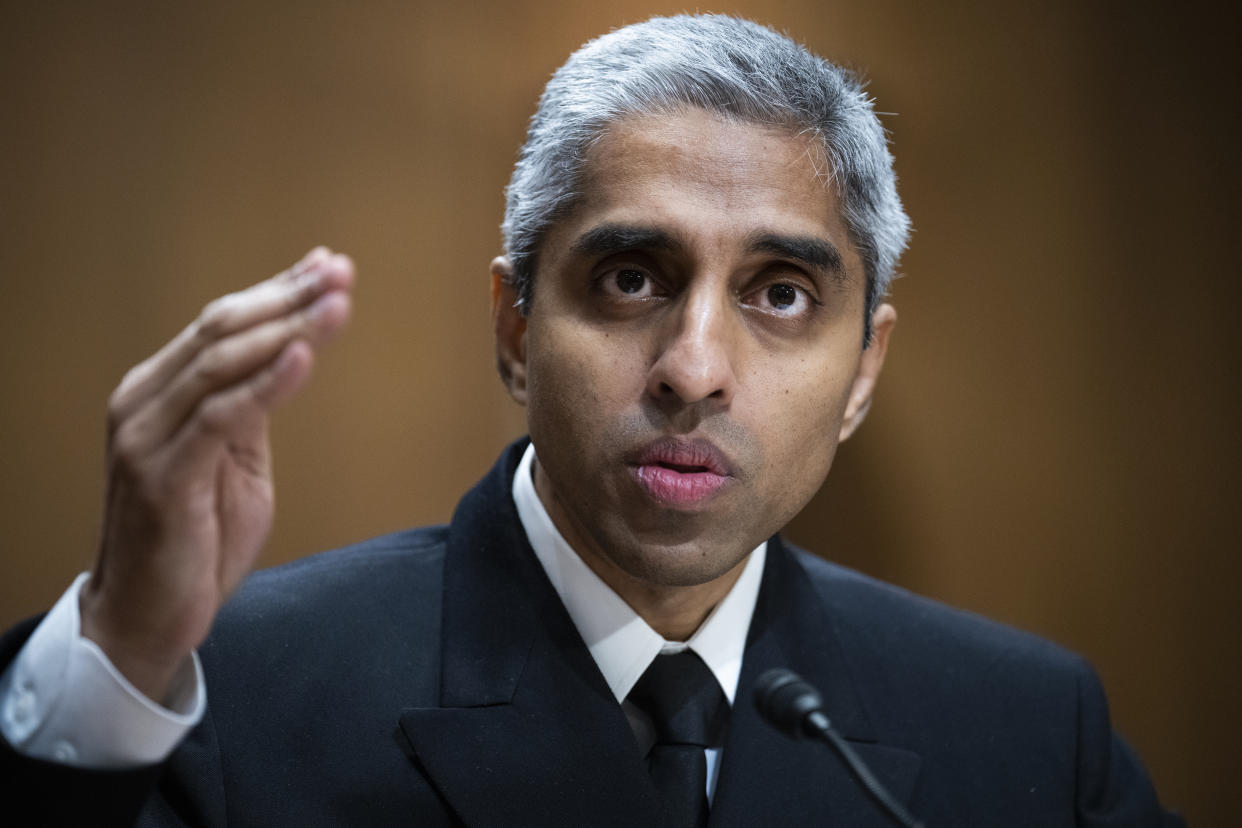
645;288;739;410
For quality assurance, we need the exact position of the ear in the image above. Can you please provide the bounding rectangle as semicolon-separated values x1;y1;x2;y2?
491;256;528;405
838;303;896;442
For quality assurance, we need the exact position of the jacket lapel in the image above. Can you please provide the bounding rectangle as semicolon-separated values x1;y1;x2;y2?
398;441;665;827
710;538;922;827
399;443;921;826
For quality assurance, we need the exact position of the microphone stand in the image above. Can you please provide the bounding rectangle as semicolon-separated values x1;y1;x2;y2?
755;669;924;828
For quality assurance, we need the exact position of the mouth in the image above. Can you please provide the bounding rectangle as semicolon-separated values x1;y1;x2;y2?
627;437;735;508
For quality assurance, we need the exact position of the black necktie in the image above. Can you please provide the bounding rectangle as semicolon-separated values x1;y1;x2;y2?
628;651;729;828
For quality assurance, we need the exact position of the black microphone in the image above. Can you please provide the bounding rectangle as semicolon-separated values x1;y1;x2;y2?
754;669;924;828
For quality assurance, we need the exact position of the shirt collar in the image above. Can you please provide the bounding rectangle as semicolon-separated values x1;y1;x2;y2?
512;441;765;705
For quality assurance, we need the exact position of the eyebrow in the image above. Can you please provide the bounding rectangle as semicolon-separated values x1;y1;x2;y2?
569;224;678;257
568;222;847;281
746;232;846;280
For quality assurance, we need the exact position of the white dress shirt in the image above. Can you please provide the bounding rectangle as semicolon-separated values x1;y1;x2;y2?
0;441;766;793
512;442;766;800
0;573;204;767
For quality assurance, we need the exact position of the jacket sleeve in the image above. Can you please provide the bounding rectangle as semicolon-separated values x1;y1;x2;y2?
1073;656;1187;827
1;615;229;828
0;615;164;827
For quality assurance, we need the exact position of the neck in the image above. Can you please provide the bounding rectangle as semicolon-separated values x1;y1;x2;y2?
601;564;747;641
533;458;749;641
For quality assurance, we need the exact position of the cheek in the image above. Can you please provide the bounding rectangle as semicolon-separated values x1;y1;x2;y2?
746;355;855;489
524;323;645;447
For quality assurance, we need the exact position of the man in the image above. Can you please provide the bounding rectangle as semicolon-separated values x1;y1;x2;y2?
0;14;1181;827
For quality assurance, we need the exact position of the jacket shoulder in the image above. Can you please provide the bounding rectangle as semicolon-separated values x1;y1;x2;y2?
786;544;1100;753
219;525;449;622
205;525;450;678
786;547;1182;826
790;545;1086;675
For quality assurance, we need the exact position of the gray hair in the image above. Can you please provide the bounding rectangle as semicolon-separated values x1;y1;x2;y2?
501;14;910;345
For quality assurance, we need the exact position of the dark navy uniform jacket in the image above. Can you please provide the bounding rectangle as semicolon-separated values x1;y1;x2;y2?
1;440;1184;826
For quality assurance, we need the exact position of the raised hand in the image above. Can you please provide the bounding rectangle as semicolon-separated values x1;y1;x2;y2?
79;247;355;702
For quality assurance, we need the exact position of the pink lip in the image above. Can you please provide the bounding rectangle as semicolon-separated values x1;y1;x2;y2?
628;437;735;508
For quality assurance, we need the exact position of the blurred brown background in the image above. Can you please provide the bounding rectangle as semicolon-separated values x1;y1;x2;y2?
1;0;1237;822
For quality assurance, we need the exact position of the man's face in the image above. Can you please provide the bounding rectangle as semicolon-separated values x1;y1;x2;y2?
494;107;894;591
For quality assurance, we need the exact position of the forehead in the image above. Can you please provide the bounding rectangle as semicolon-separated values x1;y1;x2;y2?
566;108;853;262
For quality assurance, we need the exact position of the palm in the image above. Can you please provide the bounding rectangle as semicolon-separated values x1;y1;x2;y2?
213;432;276;596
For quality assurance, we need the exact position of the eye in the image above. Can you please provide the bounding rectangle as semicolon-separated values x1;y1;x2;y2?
746;281;813;318
597;266;659;300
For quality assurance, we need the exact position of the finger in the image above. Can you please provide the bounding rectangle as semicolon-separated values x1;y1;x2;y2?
109;249;354;423
163;338;316;485
114;249;351;418
120;289;351;455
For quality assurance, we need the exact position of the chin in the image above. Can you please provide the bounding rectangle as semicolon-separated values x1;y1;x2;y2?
614;537;751;589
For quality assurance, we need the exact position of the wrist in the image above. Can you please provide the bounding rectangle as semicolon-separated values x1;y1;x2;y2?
78;579;192;705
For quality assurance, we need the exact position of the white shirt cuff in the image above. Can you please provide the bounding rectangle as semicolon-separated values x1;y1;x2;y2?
0;572;205;768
